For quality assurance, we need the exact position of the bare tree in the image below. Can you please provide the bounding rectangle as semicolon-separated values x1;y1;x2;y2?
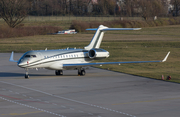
71;0;89;15
96;0;116;15
124;0;165;20
139;0;165;20
124;0;134;16
0;0;29;28
171;0;180;16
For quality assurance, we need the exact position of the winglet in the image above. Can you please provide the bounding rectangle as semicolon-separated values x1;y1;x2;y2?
162;51;170;62
9;51;18;62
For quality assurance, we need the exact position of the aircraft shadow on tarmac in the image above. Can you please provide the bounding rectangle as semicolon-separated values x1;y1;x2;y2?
0;72;55;77
0;72;79;77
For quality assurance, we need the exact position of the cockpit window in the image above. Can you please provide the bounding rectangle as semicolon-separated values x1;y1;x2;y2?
25;55;36;58
25;55;30;57
31;55;37;57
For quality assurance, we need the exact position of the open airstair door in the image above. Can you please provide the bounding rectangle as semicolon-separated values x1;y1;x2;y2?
84;25;141;50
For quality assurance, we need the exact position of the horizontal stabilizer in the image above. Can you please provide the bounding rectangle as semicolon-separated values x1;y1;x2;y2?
102;28;141;31
86;28;141;31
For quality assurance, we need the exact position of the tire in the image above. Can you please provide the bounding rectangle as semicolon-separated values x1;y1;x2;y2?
25;74;29;79
78;71;81;75
55;70;59;75
59;70;63;75
55;70;63;76
80;70;86;76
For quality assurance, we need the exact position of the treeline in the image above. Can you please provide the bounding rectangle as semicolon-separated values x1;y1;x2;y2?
70;17;180;32
27;0;180;18
0;0;180;28
28;0;118;16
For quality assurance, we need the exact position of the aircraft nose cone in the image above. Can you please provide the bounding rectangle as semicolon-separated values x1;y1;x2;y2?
17;62;25;68
17;62;22;67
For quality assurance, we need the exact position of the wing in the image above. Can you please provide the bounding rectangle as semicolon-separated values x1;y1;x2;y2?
63;52;170;67
9;51;18;62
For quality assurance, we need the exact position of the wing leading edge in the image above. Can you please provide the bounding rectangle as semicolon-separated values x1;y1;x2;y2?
63;52;170;67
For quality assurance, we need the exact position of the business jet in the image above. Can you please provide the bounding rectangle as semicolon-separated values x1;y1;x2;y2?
9;25;170;79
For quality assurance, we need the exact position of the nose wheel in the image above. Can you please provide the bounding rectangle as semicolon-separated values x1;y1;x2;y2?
25;69;29;79
25;74;29;79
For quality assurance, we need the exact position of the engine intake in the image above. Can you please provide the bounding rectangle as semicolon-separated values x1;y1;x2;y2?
88;48;109;59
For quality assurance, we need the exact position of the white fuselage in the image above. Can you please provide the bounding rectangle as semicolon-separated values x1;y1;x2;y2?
17;48;107;70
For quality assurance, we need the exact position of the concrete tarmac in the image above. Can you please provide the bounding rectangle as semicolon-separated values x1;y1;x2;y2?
0;53;180;117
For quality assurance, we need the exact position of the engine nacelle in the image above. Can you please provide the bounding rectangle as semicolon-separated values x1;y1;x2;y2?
88;48;109;59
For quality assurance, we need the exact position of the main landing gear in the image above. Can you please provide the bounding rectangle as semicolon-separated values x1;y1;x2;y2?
78;69;86;76
55;69;86;76
55;70;63;75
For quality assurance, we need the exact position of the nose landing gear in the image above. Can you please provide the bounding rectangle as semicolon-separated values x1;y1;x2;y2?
25;69;29;79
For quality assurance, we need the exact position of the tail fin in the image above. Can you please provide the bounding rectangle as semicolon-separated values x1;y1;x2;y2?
84;25;141;50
